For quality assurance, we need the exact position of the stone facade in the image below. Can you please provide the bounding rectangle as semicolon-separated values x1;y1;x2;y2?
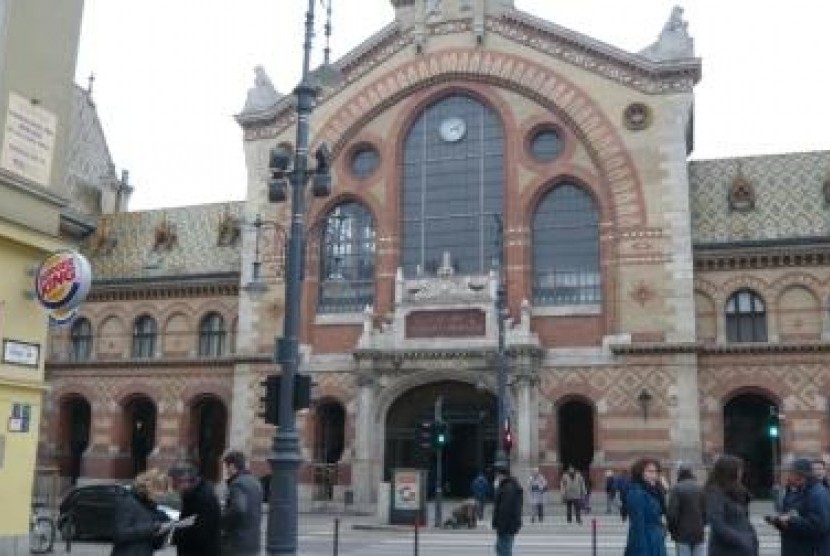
41;0;830;510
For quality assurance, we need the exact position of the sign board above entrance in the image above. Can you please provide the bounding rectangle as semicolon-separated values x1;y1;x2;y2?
405;309;486;338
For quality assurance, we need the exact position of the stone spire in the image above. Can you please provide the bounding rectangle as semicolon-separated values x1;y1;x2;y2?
639;6;695;61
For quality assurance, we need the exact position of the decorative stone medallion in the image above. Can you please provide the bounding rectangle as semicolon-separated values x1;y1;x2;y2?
623;103;652;131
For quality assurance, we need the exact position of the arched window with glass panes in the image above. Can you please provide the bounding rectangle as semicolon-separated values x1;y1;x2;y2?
401;94;504;276
318;202;375;313
532;183;601;306
132;315;157;359
70;317;93;361
198;312;226;357
725;289;767;342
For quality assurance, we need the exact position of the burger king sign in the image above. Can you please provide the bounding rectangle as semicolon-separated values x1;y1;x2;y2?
34;251;93;322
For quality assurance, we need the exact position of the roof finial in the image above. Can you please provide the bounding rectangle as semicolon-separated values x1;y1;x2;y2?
323;0;333;65
87;73;95;97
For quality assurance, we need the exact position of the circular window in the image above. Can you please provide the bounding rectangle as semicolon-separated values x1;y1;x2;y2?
350;146;380;179
529;129;563;162
623;103;652;130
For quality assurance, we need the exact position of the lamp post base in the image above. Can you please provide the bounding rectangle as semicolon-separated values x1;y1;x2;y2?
266;429;303;556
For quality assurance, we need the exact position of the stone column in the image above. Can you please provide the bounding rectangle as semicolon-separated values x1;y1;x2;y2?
352;370;378;508
670;353;703;469
512;352;539;480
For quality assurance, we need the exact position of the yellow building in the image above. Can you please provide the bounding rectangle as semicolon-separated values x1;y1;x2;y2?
0;0;86;552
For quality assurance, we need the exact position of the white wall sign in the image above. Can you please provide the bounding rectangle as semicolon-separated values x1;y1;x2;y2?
2;339;40;367
0;91;57;186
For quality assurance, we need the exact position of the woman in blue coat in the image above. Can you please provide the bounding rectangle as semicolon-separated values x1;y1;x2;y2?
624;457;668;556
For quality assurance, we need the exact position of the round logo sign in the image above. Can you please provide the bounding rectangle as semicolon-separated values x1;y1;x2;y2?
49;307;79;327
34;251;93;311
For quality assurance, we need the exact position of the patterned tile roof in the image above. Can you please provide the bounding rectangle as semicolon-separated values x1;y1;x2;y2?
86;202;243;281
689;151;830;245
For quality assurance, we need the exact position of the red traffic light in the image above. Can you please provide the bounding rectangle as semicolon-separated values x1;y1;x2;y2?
502;424;513;453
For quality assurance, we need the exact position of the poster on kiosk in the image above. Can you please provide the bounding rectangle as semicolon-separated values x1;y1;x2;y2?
390;468;427;526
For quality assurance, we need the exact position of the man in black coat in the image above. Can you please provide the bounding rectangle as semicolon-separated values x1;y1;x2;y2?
769;457;830;556
667;466;705;556
221;450;263;555
492;462;523;556
168;460;222;556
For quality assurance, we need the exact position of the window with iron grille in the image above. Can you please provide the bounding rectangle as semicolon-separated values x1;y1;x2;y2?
401;95;504;276
318;202;375;313
198;312;226;357
70;317;93;361
725;289;767;342
532;183;601;306
132;315;157;359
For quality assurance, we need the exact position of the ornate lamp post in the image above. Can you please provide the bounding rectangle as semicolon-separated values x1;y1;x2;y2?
264;1;333;553
493;215;509;470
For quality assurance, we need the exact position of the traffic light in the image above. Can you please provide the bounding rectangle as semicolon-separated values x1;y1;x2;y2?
502;422;513;454
434;420;450;449
419;420;434;451
259;374;313;425
768;406;780;438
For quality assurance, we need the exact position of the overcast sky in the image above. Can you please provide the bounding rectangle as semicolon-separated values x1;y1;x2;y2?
75;1;830;211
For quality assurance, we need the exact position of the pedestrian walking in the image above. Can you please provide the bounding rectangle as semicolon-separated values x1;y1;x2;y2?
766;457;830;556
221;450;263;556
491;462;523;556
111;469;171;556
617;470;631;521
605;469;618;514
168;460;222;556
528;468;548;523
472;470;490;520
704;455;758;556
666;466;705;556
623;457;667;556
812;459;830;490
560;466;586;524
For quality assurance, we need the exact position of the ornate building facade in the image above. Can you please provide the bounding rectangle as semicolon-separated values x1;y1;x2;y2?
42;0;830;510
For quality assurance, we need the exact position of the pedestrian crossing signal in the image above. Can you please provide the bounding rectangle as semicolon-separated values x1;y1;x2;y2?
434;420;449;448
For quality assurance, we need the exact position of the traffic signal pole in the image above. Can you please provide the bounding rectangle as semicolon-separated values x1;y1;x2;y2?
434;396;443;528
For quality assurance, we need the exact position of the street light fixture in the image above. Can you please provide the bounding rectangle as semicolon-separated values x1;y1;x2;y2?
265;1;334;554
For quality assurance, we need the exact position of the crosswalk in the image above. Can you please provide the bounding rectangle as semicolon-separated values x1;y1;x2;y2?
299;519;783;556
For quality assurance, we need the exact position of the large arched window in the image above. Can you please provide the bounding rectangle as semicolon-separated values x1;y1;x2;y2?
726;289;767;342
69;317;93;361
132;315;157;358
532;183;601;305
198;312;226;357
318;202;375;313
401;94;504;276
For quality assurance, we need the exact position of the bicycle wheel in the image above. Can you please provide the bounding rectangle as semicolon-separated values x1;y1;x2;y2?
29;516;55;554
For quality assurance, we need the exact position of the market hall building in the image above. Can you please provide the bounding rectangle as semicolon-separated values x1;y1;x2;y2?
42;0;830;509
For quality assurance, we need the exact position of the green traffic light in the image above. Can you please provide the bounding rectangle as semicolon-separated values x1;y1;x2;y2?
769;426;779;438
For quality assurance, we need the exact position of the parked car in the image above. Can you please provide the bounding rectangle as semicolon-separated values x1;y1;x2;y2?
57;483;179;541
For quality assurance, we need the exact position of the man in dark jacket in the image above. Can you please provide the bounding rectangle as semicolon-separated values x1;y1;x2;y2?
769;457;830;556
221;450;263;555
492;462;523;556
169;460;222;556
667;466;705;556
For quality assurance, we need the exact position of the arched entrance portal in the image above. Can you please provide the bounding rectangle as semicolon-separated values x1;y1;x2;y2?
385;381;497;499
60;396;91;485
558;398;595;473
724;393;778;497
192;397;227;482
124;396;156;476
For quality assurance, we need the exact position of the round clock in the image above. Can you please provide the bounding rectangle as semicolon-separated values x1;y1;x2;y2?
439;116;467;142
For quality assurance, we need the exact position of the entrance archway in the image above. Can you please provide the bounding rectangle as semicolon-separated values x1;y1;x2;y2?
124;396;156;476
724;393;778;497
385;381;496;499
60;396;91;485
192;397;227;482
313;401;346;501
557;398;595;473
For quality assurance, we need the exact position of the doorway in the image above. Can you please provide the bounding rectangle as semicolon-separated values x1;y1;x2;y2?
724;393;778;497
557;398;595;473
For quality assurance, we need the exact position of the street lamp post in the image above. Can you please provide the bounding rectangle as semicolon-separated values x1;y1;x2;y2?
265;1;332;554
493;215;509;471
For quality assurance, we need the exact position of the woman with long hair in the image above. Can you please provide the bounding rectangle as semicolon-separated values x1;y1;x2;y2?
111;468;171;556
624;457;668;556
705;455;758;556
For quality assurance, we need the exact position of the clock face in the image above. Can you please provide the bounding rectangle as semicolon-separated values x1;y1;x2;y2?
439;117;467;142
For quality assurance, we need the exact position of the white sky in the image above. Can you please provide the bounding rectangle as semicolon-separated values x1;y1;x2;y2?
75;1;830;211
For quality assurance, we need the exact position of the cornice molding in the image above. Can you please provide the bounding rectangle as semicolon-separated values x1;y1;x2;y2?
694;241;830;272
353;344;544;362
45;354;272;371
88;273;240;302
610;341;830;355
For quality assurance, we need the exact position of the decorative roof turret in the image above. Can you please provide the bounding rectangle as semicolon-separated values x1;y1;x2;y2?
240;65;282;116
639;6;695;61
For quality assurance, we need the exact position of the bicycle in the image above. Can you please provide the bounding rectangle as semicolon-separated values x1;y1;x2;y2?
29;502;55;554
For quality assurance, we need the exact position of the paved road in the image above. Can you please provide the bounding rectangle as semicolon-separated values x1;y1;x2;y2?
51;511;782;555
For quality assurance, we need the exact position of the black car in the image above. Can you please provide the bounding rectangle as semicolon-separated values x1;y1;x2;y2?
57;483;178;541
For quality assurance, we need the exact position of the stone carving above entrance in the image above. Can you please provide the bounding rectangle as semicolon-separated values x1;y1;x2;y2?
405;309;486;338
